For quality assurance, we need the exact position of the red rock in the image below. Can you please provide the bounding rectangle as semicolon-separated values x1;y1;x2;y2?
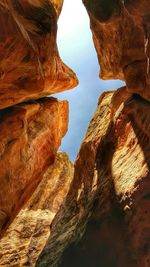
0;152;74;267
0;97;68;235
83;0;150;101
59;92;150;267
0;0;78;109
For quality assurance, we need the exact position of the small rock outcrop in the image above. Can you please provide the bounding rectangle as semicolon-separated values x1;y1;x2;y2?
0;153;74;267
59;92;150;267
0;0;78;109
0;98;68;236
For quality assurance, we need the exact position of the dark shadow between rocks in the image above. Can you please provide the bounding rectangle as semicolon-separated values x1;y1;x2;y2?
36;94;150;267
57;119;132;267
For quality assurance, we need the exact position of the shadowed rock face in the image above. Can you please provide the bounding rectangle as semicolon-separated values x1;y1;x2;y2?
83;0;150;101
0;1;150;267
59;92;150;267
124;0;150;17
0;0;78;109
83;0;121;22
0;97;68;236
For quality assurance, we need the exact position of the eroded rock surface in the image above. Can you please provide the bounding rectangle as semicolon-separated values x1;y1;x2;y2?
0;153;74;267
0;1;150;267
0;97;68;235
59;92;150;267
0;0;78;109
83;0;150;101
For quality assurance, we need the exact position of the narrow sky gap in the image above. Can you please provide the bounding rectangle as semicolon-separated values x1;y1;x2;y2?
56;0;125;161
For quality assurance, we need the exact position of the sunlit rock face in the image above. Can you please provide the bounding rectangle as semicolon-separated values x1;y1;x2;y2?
0;153;74;267
59;92;150;267
0;98;68;236
0;1;150;267
83;0;150;101
0;0;78;109
51;0;64;16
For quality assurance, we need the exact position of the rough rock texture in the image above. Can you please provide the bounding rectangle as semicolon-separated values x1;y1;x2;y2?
0;153;74;267
51;0;64;16
0;1;150;267
0;97;68;236
83;0;150;101
59;92;150;267
0;0;78;109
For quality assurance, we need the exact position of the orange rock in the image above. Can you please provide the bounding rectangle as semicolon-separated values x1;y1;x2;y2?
0;97;68;235
0;152;74;267
59;92;150;267
83;0;150;101
0;0;78;109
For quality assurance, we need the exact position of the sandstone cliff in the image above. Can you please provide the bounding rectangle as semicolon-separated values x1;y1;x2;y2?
1;92;149;267
0;1;150;267
0;1;77;266
83;0;150;101
0;97;68;236
59;92;150;267
0;153;74;267
57;3;150;264
0;0;78;109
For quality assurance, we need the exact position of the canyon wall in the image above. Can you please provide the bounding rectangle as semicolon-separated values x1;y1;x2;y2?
83;0;150;101
0;1;150;267
0;1;77;265
0;97;68;236
59;91;150;267
0;0;78;109
58;1;150;266
0;152;74;267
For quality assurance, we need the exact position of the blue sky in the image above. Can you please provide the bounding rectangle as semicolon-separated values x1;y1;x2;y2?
55;0;125;161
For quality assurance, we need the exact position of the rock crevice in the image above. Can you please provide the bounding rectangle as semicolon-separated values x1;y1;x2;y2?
0;1;150;267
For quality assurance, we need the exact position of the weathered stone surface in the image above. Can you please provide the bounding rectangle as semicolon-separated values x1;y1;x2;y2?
51;0;64;16
0;152;74;267
0;97;68;235
0;0;78;109
83;0;150;101
59;92;150;267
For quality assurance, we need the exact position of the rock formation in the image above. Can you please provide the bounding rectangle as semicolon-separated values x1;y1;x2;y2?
0;0;78;109
0;97;68;236
83;0;150;102
0;0;150;267
1;91;149;267
0;1;78;266
59;91;150;267
57;1;150;266
0;153;74;267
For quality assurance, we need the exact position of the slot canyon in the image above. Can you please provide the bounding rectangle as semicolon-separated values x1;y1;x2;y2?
0;0;150;267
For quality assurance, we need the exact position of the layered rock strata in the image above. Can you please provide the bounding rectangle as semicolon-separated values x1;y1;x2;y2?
59;92;150;267
0;0;78;109
0;153;74;267
83;0;150;101
0;97;68;236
